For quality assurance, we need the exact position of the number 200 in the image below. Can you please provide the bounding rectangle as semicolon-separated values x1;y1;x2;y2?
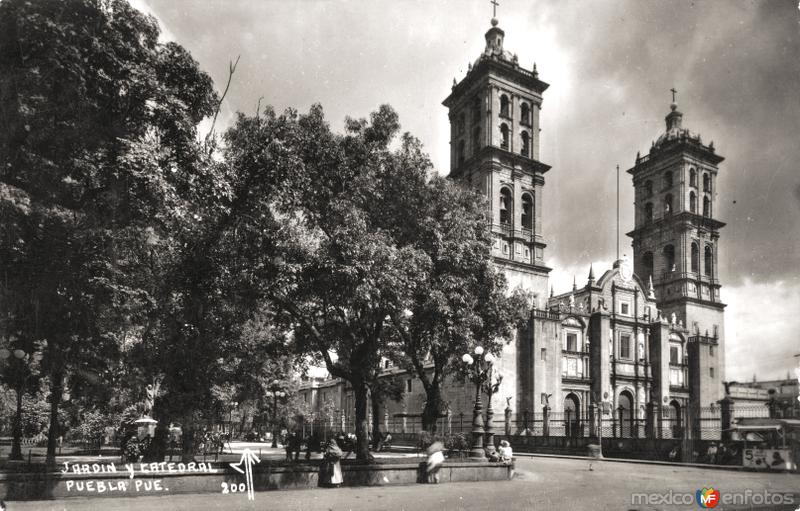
221;482;247;494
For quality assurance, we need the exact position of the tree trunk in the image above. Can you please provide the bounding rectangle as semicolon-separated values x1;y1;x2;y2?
238;409;248;437
371;394;381;450
46;369;64;465
181;424;196;463
10;387;23;460
421;380;443;434
353;380;370;460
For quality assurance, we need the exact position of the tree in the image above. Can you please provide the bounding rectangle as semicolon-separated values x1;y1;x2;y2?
367;377;403;449
221;104;431;459
0;0;217;462
384;177;532;433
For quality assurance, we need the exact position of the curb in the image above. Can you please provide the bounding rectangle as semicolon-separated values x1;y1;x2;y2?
508;452;749;471
388;446;749;472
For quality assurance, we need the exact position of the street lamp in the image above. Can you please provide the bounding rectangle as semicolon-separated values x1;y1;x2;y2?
0;338;42;461
462;346;495;460
227;401;239;436
266;381;287;448
482;353;503;457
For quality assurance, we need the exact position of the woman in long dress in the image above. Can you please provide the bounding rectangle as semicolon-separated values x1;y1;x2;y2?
426;441;445;484
324;439;344;487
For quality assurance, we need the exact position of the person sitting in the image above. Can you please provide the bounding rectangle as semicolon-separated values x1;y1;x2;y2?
498;440;513;463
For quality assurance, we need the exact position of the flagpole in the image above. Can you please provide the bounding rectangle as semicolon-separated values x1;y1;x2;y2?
616;164;620;261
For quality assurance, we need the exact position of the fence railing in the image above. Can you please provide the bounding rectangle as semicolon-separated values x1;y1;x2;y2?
364;405;774;442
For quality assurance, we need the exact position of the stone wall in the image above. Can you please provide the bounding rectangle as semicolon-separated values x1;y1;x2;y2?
1;458;514;501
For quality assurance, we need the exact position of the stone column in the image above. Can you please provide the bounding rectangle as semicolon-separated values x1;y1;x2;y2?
542;405;550;437
719;397;732;442
645;401;655;439
589;402;598;438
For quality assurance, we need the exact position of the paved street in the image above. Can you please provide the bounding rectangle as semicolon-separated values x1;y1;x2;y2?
5;456;799;511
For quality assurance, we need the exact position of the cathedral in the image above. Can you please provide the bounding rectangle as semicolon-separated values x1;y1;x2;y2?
300;15;726;438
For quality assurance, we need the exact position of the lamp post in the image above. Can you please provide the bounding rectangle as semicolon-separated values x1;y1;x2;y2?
0;338;42;461
227;401;239;436
462;346;495;460
266;380;287;448
484;363;503;457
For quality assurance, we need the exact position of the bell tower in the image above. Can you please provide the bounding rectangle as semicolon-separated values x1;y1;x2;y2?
627;95;726;407
442;16;552;301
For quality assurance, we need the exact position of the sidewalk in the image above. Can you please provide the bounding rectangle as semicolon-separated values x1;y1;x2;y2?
390;444;750;472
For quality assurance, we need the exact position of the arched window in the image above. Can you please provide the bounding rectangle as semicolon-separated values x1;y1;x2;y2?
499;187;512;225
521;193;533;229
472;127;481;156
645;180;653;198
645;202;654;224
564;394;580;437
520;102;530;125
642;252;654;281
663;171;673;189
669;400;682;438
664;194;673;216
457;112;465;135
664;244;675;272
691;242;699;273
703;173;710;192
704;246;713;277
618;391;634;437
471;96;481;124
702;196;710;217
457;140;465;165
520;131;530;156
500;94;510;117
500;123;509;149
689;191;697;213
689;168;697;187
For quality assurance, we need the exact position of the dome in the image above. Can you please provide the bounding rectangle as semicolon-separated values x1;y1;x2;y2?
653;102;702;150
653;126;700;149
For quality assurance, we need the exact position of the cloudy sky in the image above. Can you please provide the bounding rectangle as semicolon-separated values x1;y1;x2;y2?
134;0;800;381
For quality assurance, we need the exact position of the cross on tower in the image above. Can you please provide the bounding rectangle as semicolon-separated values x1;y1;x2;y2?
491;0;500;18
670;87;677;103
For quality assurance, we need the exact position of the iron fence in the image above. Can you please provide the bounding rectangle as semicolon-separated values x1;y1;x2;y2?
300;404;778;443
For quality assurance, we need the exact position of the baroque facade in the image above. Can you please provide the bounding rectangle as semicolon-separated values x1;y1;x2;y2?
298;17;726;438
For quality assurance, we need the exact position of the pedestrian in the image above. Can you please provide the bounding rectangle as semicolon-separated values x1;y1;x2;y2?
705;442;718;464
426;441;445;484
323;439;344;487
498;440;513;463
587;442;602;471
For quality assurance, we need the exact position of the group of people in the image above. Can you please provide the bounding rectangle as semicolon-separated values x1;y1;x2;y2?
425;439;513;484
312;433;514;487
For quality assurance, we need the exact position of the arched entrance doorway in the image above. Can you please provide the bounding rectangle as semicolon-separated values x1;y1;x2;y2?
669;400;683;439
564;394;581;437
617;391;634;437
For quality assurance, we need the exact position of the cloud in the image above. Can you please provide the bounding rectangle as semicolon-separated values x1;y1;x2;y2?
724;279;800;381
137;0;800;380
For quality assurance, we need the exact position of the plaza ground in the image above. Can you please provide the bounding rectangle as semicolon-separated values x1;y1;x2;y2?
5;455;799;511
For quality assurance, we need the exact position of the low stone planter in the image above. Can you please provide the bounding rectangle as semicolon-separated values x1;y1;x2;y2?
1;458;514;501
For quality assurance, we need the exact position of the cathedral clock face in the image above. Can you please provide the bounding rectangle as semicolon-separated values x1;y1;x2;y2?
620;259;633;282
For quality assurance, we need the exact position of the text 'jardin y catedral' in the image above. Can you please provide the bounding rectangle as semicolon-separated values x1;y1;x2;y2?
61;461;214;494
